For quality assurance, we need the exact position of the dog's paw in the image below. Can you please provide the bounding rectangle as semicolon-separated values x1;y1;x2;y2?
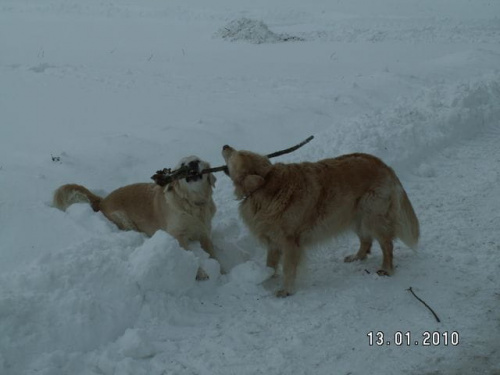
196;268;209;281
376;269;391;276
275;289;292;298
344;254;360;263
344;253;368;263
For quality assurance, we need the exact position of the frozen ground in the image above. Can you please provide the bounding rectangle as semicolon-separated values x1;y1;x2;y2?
1;0;499;374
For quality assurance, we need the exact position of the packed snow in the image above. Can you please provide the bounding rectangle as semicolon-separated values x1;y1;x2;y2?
1;0;499;374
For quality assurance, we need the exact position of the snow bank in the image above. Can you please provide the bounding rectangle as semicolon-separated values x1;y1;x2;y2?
304;74;500;172
0;234;141;372
0;229;204;374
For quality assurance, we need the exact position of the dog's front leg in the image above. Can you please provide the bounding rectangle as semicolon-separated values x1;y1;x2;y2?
266;245;281;276
176;236;209;281
200;235;226;274
276;238;302;298
199;235;216;259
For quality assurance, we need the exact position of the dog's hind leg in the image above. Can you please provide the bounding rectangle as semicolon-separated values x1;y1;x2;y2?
106;211;138;231
376;239;394;276
370;213;396;276
276;238;302;297
344;235;373;263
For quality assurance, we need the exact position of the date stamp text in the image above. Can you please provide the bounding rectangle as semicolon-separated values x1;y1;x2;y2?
367;331;459;346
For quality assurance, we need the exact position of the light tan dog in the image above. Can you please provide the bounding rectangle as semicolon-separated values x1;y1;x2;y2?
53;156;218;280
222;146;419;297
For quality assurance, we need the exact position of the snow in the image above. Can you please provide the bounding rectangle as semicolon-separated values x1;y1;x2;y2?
1;0;500;374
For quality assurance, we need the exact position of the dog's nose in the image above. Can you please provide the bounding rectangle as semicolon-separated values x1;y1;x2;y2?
188;160;199;169
223;145;230;151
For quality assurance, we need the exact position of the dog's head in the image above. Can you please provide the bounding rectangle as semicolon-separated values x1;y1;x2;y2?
221;145;271;199
167;155;216;199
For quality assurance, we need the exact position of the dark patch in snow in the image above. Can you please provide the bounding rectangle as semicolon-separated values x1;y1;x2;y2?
217;18;304;44
29;63;54;73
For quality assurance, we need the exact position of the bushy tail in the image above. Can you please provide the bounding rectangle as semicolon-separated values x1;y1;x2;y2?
53;184;102;212
395;185;420;249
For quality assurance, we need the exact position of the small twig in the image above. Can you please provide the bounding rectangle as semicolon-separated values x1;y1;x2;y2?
152;135;314;186
407;287;441;323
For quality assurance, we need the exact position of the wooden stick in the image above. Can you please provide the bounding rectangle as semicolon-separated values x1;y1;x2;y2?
407;287;441;323
267;135;314;158
152;135;314;186
202;135;314;174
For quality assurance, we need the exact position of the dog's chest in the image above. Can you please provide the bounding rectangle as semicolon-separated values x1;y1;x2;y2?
165;198;213;233
239;200;269;233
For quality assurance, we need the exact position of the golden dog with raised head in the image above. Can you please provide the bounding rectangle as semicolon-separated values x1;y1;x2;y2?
53;156;218;280
222;145;419;297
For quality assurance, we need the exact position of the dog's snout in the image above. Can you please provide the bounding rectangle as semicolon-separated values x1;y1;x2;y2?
223;145;230;151
188;160;200;169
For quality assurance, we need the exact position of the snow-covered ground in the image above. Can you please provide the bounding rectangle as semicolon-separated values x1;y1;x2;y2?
1;0;500;374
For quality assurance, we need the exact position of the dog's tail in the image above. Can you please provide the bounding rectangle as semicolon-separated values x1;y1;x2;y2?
394;184;420;249
53;184;102;212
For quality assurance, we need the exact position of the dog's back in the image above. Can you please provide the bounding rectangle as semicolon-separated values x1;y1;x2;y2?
99;183;165;236
54;183;166;236
240;153;419;246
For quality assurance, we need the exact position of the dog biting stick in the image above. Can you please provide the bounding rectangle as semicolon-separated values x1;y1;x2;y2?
152;135;314;186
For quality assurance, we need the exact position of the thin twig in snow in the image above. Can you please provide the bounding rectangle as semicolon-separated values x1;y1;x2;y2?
407;287;441;323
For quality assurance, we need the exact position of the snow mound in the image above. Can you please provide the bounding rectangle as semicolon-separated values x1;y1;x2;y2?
117;329;158;359
65;203;116;234
217;18;303;44
229;260;274;284
129;231;199;295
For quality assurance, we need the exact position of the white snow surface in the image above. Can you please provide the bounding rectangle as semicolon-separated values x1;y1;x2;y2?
1;0;500;374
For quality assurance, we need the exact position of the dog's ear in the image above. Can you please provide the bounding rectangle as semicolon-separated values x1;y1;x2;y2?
242;175;265;195
208;173;216;188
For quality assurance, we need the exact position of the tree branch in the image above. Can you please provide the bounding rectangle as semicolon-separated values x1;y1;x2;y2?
152;135;314;186
266;135;314;158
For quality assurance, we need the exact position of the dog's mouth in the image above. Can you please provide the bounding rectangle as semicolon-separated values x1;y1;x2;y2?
185;173;203;183
182;159;203;183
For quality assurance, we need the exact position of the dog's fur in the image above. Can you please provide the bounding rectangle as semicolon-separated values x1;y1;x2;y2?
222;146;419;297
53;156;218;279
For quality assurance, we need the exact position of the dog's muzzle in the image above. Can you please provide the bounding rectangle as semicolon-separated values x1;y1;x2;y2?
221;146;234;176
184;160;203;183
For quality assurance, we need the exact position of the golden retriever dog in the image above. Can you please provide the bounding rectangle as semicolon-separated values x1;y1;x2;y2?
222;145;419;297
53;156;218;280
